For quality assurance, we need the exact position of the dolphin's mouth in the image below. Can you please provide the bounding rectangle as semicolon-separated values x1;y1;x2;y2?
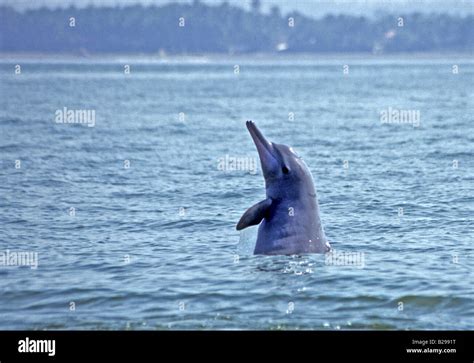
246;121;276;169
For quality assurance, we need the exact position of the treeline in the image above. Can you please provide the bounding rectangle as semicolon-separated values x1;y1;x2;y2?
0;2;472;54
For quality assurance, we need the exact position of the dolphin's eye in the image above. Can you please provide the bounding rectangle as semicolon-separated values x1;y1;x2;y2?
282;166;289;174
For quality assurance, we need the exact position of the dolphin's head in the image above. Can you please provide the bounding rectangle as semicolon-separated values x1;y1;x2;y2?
246;121;315;196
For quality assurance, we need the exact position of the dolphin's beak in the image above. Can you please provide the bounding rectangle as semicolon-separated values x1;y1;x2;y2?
246;121;277;175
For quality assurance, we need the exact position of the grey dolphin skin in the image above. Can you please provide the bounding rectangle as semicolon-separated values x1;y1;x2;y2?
237;121;331;255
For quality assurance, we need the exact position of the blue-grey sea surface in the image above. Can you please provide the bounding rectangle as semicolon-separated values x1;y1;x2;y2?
0;56;473;329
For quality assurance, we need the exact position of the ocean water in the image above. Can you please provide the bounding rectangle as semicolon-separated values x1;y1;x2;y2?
0;56;473;330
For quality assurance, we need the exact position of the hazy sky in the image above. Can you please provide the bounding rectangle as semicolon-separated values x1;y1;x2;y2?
2;0;473;16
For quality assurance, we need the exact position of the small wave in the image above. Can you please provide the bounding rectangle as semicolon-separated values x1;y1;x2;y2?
392;295;469;308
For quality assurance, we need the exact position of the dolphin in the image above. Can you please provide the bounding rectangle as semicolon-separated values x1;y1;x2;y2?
236;121;331;255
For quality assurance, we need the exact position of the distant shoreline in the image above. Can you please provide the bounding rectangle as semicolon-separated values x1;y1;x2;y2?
1;51;473;63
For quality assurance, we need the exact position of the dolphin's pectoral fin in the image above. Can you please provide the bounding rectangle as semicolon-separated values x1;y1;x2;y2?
236;198;272;230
